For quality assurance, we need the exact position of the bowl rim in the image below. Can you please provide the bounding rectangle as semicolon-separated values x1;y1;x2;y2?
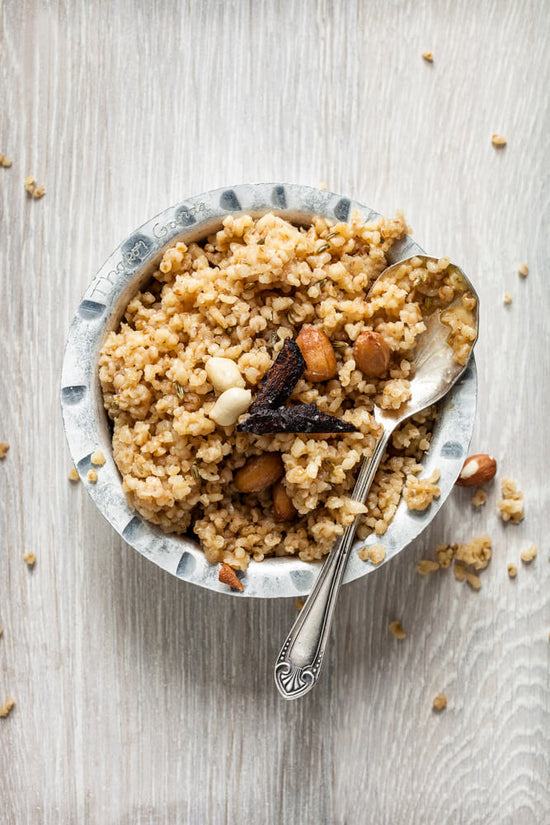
61;182;477;599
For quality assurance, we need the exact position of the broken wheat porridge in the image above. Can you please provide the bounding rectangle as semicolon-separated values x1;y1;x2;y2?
99;212;476;572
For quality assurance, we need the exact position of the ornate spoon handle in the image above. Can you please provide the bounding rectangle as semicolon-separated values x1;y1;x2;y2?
274;425;393;699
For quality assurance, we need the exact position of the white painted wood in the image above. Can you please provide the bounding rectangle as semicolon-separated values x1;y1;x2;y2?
1;0;549;822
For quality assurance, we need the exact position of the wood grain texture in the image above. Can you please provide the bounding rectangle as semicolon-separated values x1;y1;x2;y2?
1;0;549;822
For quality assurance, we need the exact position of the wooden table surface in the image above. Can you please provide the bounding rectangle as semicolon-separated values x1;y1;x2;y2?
1;1;549;822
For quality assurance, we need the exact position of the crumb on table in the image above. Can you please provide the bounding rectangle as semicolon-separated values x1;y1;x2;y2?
0;621;3;637
432;693;447;711
24;175;46;198
68;466;79;482
518;263;529;277
472;489;487;507
0;442;9;459
497;477;524;523
417;559;440;575
520;543;537;564
0;153;12;168
389;621;406;640
455;534;492;570
0;696;15;718
507;563;517;578
454;562;466;582
503;292;512;305
87;469;98;483
23;552;36;567
436;543;457;569
91;450;106;467
491;134;507;147
422;51;434;62
466;572;482;590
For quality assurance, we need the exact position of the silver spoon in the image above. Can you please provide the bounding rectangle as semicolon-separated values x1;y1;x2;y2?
274;255;479;699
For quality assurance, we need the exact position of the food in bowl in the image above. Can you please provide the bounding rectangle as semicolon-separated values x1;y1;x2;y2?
98;211;477;572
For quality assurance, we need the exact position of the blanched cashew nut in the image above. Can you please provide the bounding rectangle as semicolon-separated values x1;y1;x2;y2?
206;357;245;392
209;388;252;427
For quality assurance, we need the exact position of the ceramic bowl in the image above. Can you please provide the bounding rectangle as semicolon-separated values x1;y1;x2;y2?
61;183;477;598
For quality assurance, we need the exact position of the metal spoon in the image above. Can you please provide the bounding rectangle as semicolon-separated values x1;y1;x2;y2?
274;255;479;699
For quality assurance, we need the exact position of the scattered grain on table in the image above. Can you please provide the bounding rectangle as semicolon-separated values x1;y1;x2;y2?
432;693;447;711
68;466;79;482
389;621;406;639
520;544;537;564
24;175;46;198
417;559;440;575
517;263;529;277
0;696;15;718
497;477;524;523
23;552;36;567
491;134;507;147
472;489;487;507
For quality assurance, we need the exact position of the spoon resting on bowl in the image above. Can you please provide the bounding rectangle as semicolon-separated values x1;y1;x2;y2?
274;255;479;699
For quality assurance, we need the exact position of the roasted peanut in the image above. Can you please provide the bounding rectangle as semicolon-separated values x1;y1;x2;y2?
296;325;337;382
272;481;297;522
353;331;390;377
234;453;284;493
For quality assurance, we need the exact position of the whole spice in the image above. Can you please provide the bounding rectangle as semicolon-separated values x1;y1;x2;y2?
295;324;337;382
273;481;298;522
173;381;185;400
218;563;244;591
249;338;305;413
234;453;284;493
455;454;497;487
353;331;391;377
237;404;357;435
315;243;331;255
